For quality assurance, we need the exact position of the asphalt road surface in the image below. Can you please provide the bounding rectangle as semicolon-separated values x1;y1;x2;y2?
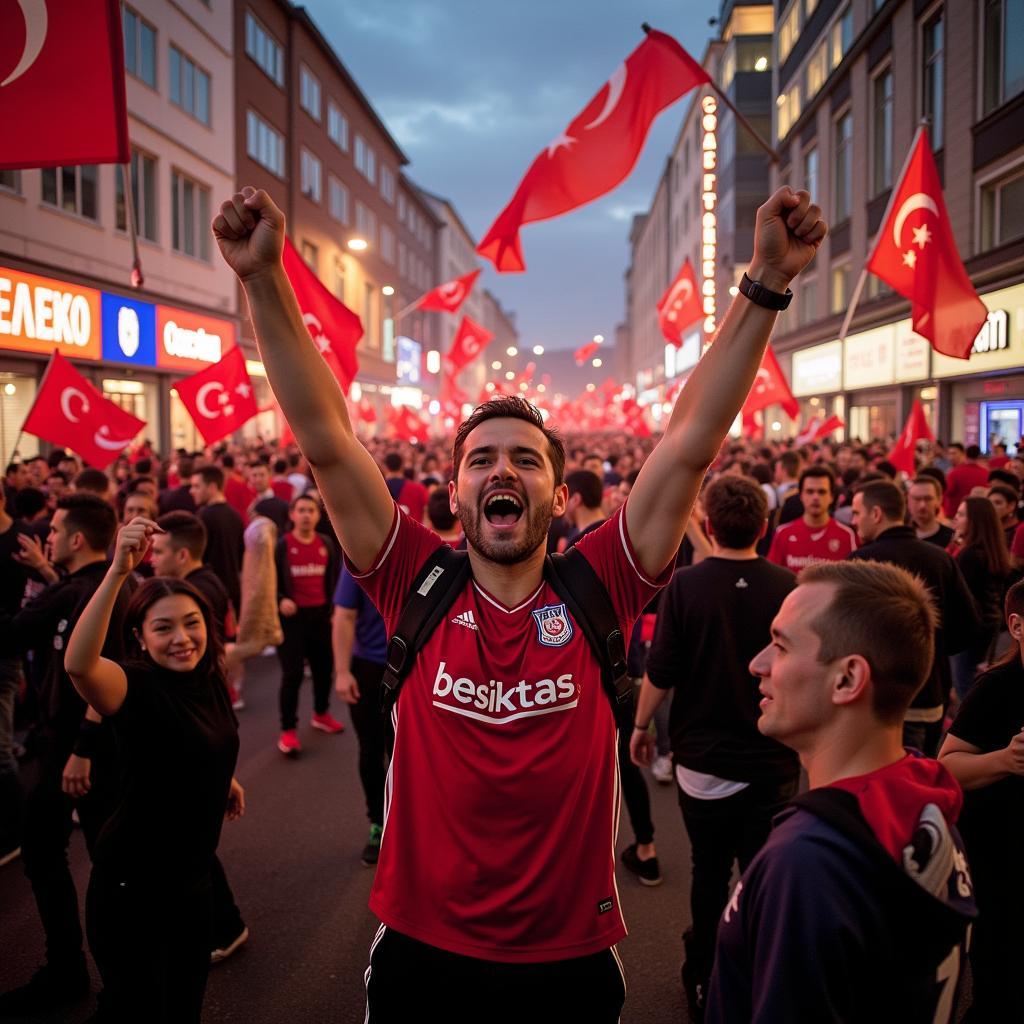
1;653;700;1023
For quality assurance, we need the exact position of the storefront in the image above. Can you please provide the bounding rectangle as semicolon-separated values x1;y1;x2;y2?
0;262;246;463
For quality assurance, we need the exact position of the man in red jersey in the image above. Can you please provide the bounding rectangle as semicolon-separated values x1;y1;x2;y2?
768;466;856;575
213;183;826;1021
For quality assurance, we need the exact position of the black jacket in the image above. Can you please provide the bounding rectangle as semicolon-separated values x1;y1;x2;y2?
274;532;340;607
848;526;980;708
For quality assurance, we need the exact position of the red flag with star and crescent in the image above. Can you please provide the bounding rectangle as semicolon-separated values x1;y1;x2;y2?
416;270;482;314
888;399;935;475
444;316;494;375
657;259;702;347
388;405;427;443
174;346;259;445
866;128;988;359
741;345;800;420
574;340;601;365
476;28;709;271
21;351;145;468
282;237;362;394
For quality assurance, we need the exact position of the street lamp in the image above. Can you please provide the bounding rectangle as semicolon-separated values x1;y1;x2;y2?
593;334;604;343
382;285;395;296
347;237;368;251
506;346;518;357
532;345;544;355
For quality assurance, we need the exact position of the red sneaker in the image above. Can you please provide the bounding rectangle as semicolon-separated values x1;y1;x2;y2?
277;729;301;756
310;712;345;735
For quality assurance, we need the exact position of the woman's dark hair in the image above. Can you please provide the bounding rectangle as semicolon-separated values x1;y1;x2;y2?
962;496;1011;578
124;577;224;680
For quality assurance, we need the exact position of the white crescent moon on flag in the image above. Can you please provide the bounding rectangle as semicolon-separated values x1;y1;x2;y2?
583;62;627;131
892;192;939;247
196;382;225;419
93;425;137;451
753;368;771;393
440;282;463;301
60;387;89;423
2;0;48;88
663;278;693;313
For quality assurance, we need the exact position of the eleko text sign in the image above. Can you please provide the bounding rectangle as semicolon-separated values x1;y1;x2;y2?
0;266;101;359
156;305;235;370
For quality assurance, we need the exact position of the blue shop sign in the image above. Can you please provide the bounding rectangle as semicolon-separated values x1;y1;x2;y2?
101;293;157;367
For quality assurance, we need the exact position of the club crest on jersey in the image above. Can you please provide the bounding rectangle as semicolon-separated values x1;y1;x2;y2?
532;603;573;647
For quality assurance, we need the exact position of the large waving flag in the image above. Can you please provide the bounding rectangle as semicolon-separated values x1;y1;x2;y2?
416;270;481;314
888;400;935;475
866;128;987;359
742;345;799;420
174;347;259;445
443;316;494;375
0;0;129;169
476;28;709;271
657;259;702;348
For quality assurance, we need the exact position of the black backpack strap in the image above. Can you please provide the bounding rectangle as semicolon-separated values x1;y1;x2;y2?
379;546;472;713
544;548;632;716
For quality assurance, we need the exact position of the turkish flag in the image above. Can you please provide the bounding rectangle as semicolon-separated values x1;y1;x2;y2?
574;341;601;365
282;237;362;394
742;345;800;420
621;398;652;438
356;398;377;425
174;347;259;445
0;0;129;170
866;128;988;359
795;414;845;446
416;270;482;314
657;259;702;347
477;28;709;271
889;399;935;475
388;405;426;443
21;351;145;468
444;316;494;374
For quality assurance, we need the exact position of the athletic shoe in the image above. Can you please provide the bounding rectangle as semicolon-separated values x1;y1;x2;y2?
277;729;301;756
361;824;384;866
210;925;249;965
0;963;90;1014
0;844;21;868
311;711;345;734
651;754;674;784
620;843;663;886
228;685;245;712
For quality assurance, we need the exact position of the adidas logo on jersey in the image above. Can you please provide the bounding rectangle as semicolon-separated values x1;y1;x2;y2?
451;610;479;631
431;661;578;724
735;578;749;589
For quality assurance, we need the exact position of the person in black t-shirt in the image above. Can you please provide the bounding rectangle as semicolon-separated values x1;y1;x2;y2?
189;465;244;616
64;518;243;1024
908;475;955;549
632;476;799;1019
940;578;1024;1020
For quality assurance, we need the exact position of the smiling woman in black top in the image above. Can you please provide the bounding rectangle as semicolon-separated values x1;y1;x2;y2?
64;517;243;1024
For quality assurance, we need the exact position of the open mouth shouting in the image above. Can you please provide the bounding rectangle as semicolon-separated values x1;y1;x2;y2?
482;489;526;532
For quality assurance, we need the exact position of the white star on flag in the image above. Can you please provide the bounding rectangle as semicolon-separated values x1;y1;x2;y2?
902;250;917;269
235;382;252;399
315;335;332;354
911;224;932;250
546;131;576;159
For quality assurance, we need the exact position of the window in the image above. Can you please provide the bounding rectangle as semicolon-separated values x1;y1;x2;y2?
830;264;850;314
363;282;378;349
244;12;284;87
804;146;819;201
300;149;322;202
777;84;801;139
300;65;321;121
397;194;407;221
246;111;285;177
798;275;817;326
354;135;375;184
921;11;944;149
171;170;210;260
983;0;1024;115
327;101;349;151
830;5;854;69
380;225;395;264
981;168;1024;249
115;149;157;239
41;165;99;220
398;241;408;277
169;45;210;125
355;201;377;243
328;175;349;224
333;259;346;303
0;170;21;194
779;1;800;64
380;167;395;204
872;69;893;195
806;40;828;99
301;240;318;273
834;111;853;221
122;5;156;87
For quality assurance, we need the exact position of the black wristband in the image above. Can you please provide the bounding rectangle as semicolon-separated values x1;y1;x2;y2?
739;272;793;311
73;719;104;759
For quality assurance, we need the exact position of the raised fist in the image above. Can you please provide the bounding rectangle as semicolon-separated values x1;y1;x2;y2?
750;187;828;292
212;186;285;283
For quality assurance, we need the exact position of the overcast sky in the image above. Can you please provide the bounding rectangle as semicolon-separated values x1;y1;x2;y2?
303;0;720;351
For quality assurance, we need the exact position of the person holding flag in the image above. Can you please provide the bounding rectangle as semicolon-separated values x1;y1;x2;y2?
212;180;825;1019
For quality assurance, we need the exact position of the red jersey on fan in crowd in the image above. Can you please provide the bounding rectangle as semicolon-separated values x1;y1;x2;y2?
385;476;429;523
225;473;256;522
349;502;671;962
943;461;990;518
767;517;857;575
285;534;330;607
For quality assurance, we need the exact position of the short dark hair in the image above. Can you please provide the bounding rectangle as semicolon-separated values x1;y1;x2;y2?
855;480;906;522
565;469;603;510
453;397;565;484
989;483;1019;506
56;493;117;552
135;457;153;475
273;458;287;474
383;452;404;473
5;462;22;477
949;443;965;454
801;560;938;723
909;475;943;499
427;488;457;532
126;475;156;494
193;465;224;491
14;487;46;520
704;476;768;549
777;451;801;477
156;511;207;560
220;453;235;470
799;465;835;493
289;493;319;511
966;445;982;460
46;470;69;486
988;468;1020;492
1006;578;1024;622
875;460;898;480
917;465;946;492
73;468;110;495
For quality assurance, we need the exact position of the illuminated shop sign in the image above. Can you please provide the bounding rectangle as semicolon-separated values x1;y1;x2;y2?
156;305;231;370
0;266;101;359
396;335;422;385
700;94;718;337
101;293;157;366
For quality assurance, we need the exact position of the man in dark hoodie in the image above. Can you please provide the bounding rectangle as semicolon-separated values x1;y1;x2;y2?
706;559;976;1024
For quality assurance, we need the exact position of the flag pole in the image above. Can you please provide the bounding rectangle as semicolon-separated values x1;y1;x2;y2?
122;161;145;289
838;122;928;344
393;300;418;322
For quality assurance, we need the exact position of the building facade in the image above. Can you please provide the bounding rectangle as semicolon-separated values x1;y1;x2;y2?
769;0;1024;449
0;0;238;464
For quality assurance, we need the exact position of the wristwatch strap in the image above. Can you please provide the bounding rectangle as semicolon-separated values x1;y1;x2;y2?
739;272;793;311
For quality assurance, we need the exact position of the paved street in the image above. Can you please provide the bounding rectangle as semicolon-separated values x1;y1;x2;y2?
1;653;698;1024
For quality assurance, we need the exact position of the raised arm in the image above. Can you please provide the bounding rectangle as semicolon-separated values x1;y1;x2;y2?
626;188;826;578
212;188;394;572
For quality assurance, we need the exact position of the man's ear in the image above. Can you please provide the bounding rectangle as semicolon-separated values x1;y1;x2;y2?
448;479;458;515
553;483;569;518
1009;612;1024;644
832;654;871;708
